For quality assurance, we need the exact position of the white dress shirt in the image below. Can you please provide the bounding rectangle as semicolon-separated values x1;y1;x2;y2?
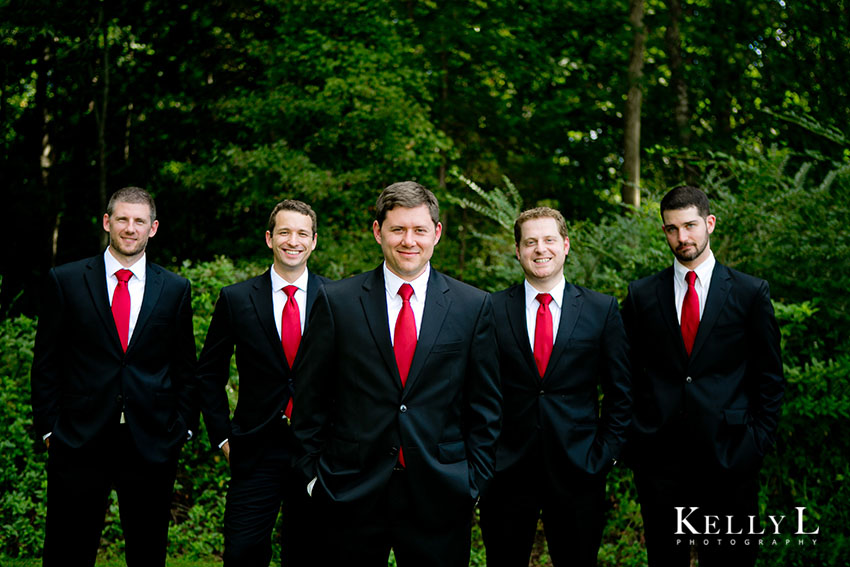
104;247;147;343
270;266;310;338
673;251;715;322
524;276;566;349
383;262;429;344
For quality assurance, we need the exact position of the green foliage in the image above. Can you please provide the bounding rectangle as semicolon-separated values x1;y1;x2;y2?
0;314;43;558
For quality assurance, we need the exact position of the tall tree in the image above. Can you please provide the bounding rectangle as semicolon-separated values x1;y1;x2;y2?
623;0;646;207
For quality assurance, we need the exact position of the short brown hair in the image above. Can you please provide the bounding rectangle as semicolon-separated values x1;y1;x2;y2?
513;207;568;246
660;185;711;218
107;187;157;222
267;199;318;234
375;181;440;227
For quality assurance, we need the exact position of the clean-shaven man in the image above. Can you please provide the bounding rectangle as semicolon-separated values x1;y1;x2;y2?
197;199;329;566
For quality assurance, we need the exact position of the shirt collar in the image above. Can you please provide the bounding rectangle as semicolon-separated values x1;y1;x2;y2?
270;266;310;293
383;261;430;302
673;250;715;286
523;276;566;310
104;247;146;281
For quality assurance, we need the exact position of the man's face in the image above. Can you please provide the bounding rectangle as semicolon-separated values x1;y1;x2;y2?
661;206;716;267
515;217;569;290
266;210;317;278
102;201;158;263
373;204;442;281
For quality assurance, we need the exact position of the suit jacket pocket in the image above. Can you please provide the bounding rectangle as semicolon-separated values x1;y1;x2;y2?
431;341;464;353
154;392;178;410
61;394;90;413
723;408;749;426
326;437;360;472
438;440;466;463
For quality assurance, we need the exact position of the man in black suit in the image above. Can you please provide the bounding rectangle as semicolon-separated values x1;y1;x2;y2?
479;207;632;567
31;186;197;567
196;199;329;566
292;181;501;566
622;186;785;567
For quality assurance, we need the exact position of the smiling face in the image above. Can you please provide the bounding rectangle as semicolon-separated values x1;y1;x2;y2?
103;201;159;266
266;210;317;281
516;216;570;291
661;206;715;269
373;204;442;281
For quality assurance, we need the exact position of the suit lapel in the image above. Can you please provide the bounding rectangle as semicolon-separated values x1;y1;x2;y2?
403;269;450;395
689;263;731;361
655;267;686;358
543;283;582;382
83;255;123;352
250;270;288;368
360;267;401;390
304;271;321;325
127;261;164;353
506;285;537;380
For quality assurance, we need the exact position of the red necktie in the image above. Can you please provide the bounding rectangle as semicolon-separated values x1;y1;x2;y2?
112;269;132;352
281;285;301;419
533;293;553;378
394;283;417;386
681;271;700;355
394;283;417;466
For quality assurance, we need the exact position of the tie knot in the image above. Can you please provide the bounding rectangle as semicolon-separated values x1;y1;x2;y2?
398;283;414;302
283;285;298;298
536;293;552;307
115;269;132;283
685;271;697;286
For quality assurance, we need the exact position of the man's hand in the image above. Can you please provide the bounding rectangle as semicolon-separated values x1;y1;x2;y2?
44;437;50;450
221;440;230;465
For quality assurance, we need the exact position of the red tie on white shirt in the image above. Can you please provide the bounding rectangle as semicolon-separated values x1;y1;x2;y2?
533;293;553;377
681;271;700;355
394;283;417;467
281;285;300;419
112;269;133;352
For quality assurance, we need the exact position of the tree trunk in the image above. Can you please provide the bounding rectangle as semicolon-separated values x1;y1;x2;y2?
36;39;57;265
665;0;690;147
95;5;110;247
623;0;646;209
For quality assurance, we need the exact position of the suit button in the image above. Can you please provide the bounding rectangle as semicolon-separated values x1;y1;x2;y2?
400;405;407;413
116;394;123;404
685;376;692;383
539;390;545;396
389;447;398;456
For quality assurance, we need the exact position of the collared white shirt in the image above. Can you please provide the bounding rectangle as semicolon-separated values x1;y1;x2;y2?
383;262;429;344
524;276;566;350
673;251;715;322
270;266;310;338
104;247;147;344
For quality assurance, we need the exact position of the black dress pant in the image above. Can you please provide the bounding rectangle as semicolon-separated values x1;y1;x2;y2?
313;468;473;567
479;454;607;567
44;425;178;567
635;465;760;567
223;424;320;567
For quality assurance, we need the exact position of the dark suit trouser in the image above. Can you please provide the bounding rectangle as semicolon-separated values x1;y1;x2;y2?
313;469;472;567
224;423;319;567
44;425;178;567
479;455;606;567
635;465;760;567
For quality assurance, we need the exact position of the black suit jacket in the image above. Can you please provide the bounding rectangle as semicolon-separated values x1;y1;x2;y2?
196;269;329;474
621;262;785;473
31;254;197;464
492;283;631;482
292;266;501;520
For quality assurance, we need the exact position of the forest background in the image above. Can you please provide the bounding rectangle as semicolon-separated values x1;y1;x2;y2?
1;1;848;565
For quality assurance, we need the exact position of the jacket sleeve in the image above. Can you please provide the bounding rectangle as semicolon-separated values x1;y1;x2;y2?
30;269;65;439
196;288;237;448
464;294;502;499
